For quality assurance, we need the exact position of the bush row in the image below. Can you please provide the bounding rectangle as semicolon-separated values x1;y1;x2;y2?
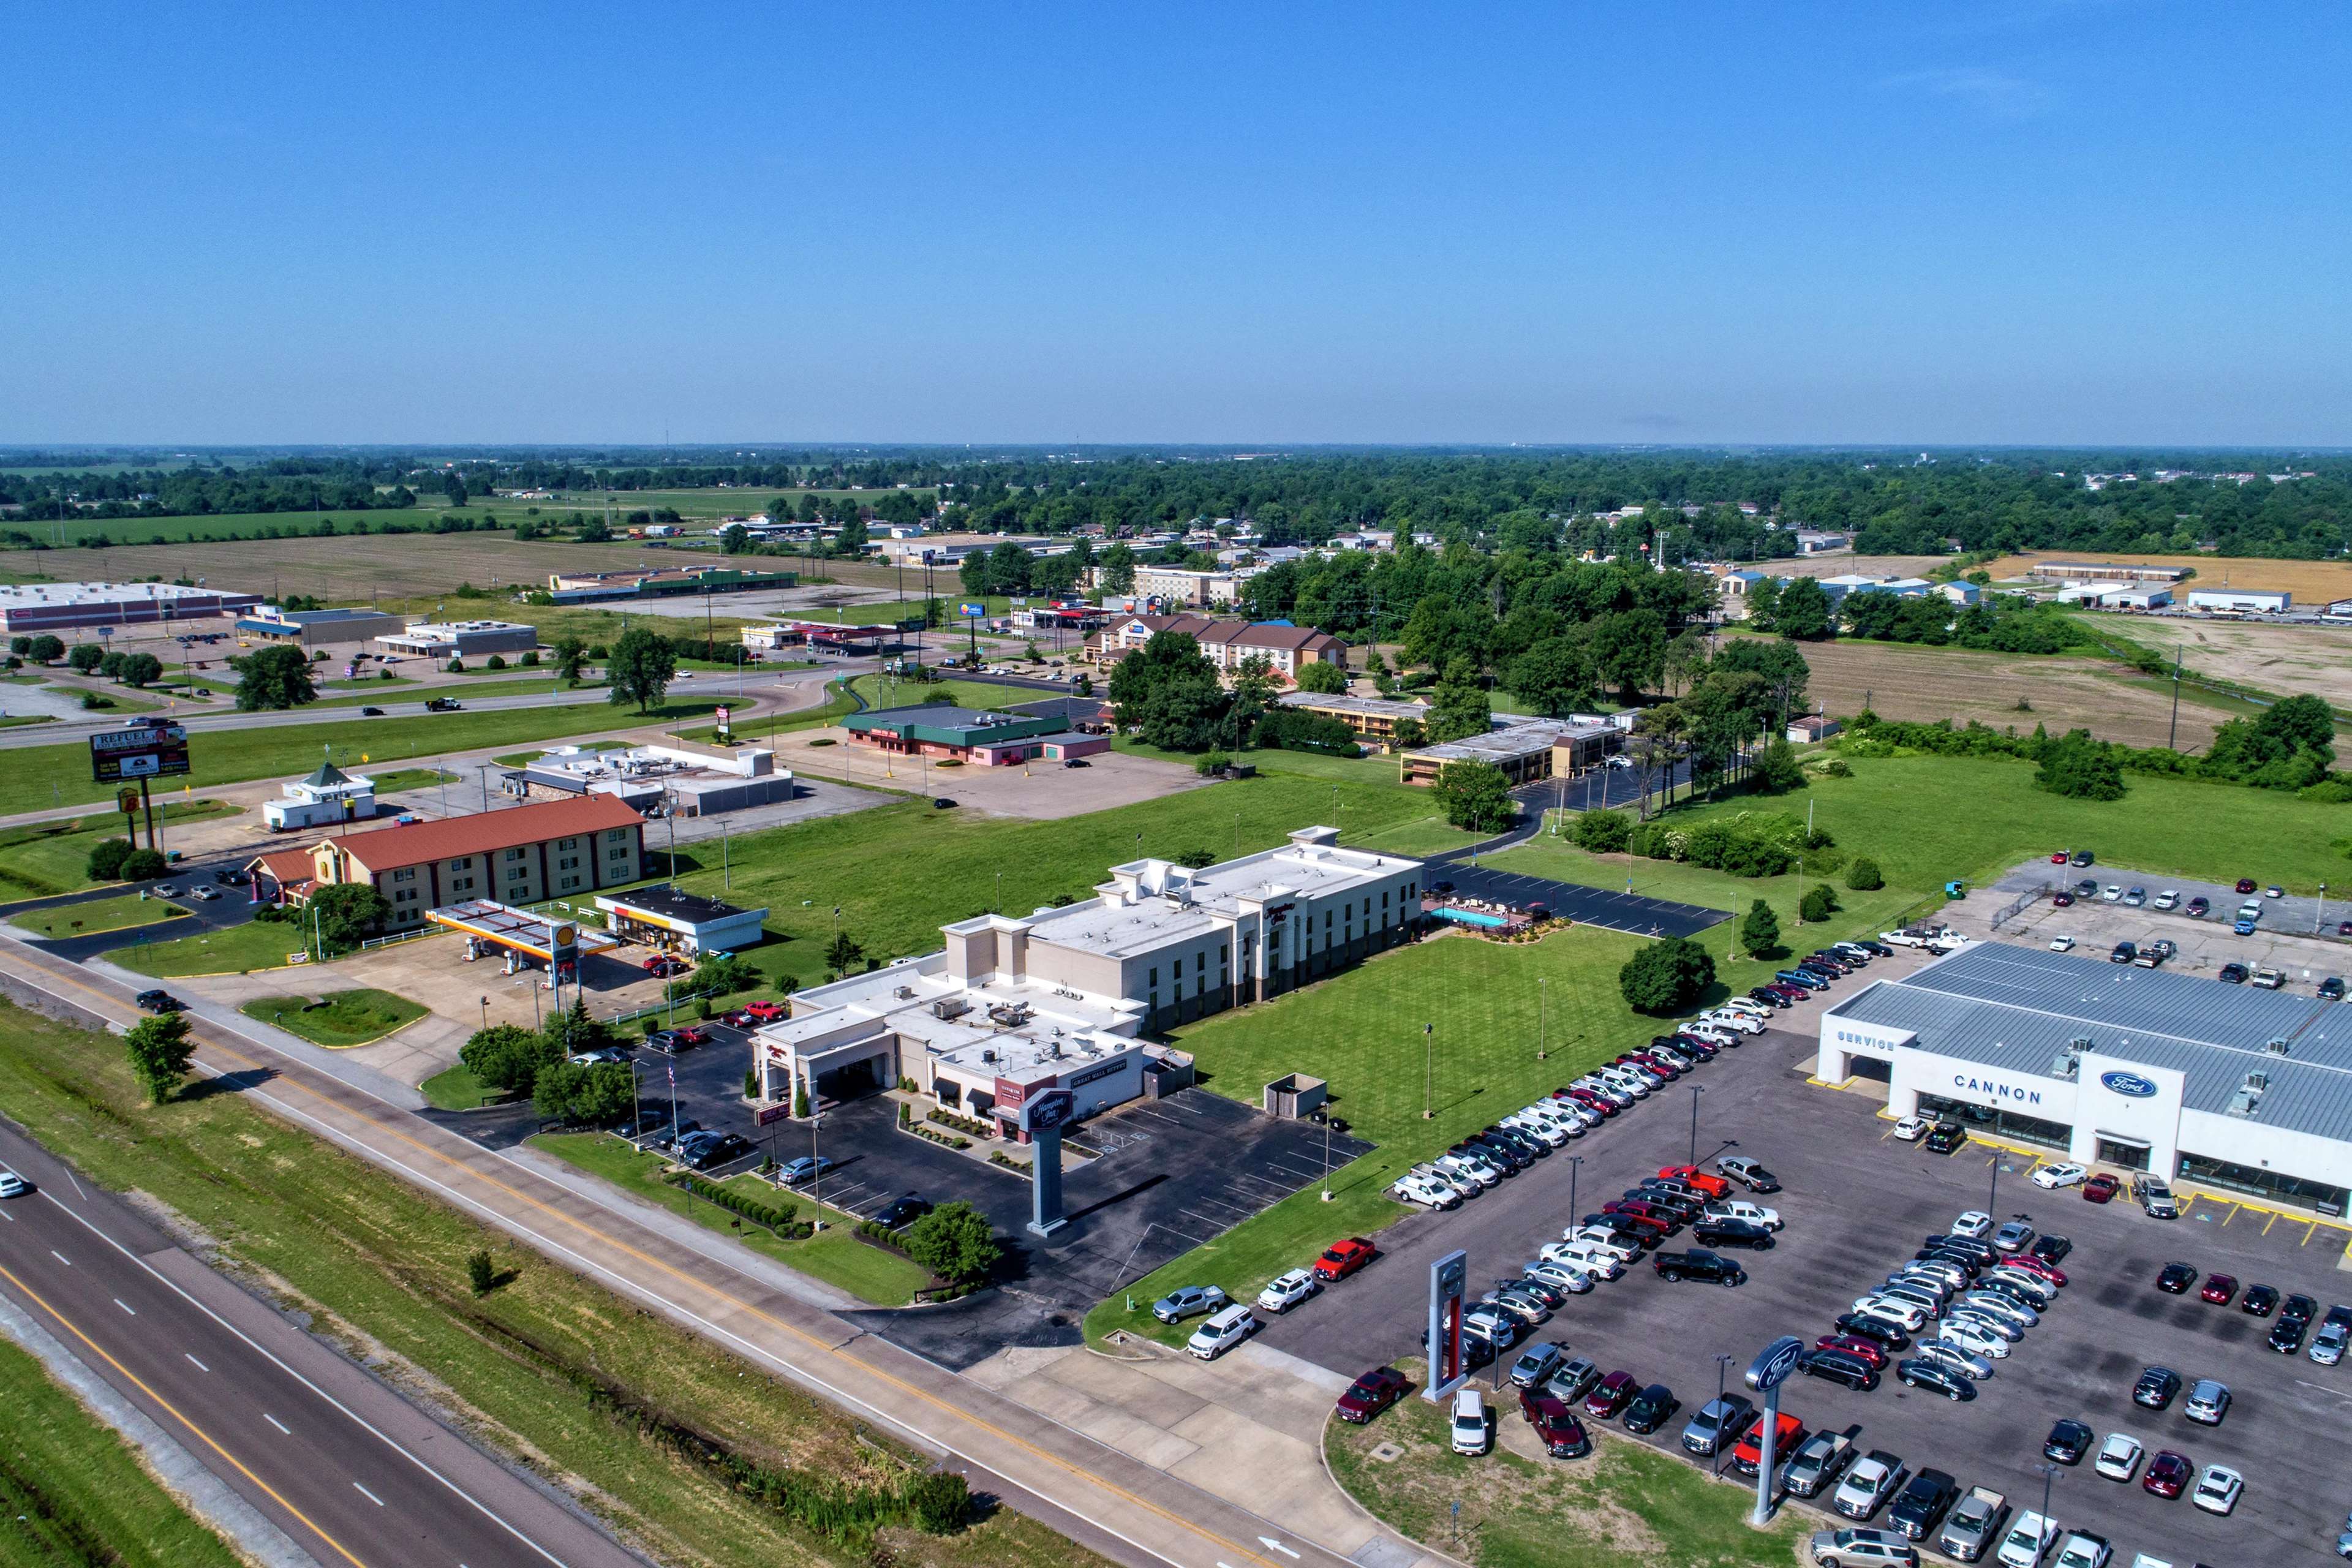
662;1171;809;1236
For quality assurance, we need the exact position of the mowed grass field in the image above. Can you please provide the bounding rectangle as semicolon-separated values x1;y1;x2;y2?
239;988;426;1047
0;802;241;900
1090;854;1918;1348
12;892;187;940
0;696;724;816
0;1001;1098;1568
0;1332;246;1568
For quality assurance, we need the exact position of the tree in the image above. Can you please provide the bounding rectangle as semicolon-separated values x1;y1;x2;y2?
720;523;750;554
1107;631;1229;751
1430;761;1514;832
1390;717;1427;748
231;644;319;711
551;635;587;687
834;513;869;557
901;1200;1001;1284
1753;736;1805;793
1845;856;1884;891
1096;541;1137;594
1587;609;1667;703
2035;729;2127;801
125;1011;195;1103
1739;899;1782;957
99;650;127;679
1569;807;1632;853
1774;578;1834;641
1798;884;1839;922
26;635;63;665
606;627;677;713
466;1248;497;1295
461;1023;556;1095
1711;636;1811;722
1506;636;1597;717
67;643;104;674
86;837;135;880
442;471;469;506
307;883;390;954
533;1060;633;1124
119;847;167;880
542;998;614;1059
1221;655;1280;750
824;930;865;973
1424;657;1491;744
118;652;164;687
1294;658;1349;695
1617;938;1716;1015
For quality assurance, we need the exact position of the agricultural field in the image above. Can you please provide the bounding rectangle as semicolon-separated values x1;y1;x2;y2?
1986;549;2352;603
1756;632;2230;748
2088;613;2352;711
8;532;673;600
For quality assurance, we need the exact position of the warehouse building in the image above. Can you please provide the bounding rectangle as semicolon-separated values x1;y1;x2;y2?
1819;943;2352;1216
376;619;540;658
842;704;1111;766
544;564;797;603
2187;588;2292;614
500;742;794;816
0;581;264;634
1278;692;1431;748
752;827;1422;1119
234;606;406;647
247;794;646;929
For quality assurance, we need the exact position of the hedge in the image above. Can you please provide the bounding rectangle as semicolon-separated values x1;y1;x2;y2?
662;1171;810;1237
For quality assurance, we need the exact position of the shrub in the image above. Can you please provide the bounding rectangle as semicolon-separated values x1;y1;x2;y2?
519;650;540;666
1618;937;1716;1014
1845;857;1883;891
1799;884;1839;922
1739;899;1781;957
119;847;168;881
1195;750;1232;777
486;654;507;670
466;1248;497;1295
1569;807;1632;854
86;836;135;880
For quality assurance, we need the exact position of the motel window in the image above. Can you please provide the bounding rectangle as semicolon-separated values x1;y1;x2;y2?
1194;952;1205;973
607;829;629;842
1382;889;1390;908
451;857;472;870
393;868;415;883
1148;967;1158;989
559;837;577;850
505;848;526;862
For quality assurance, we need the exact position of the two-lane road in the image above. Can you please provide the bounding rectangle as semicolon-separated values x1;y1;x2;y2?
0;1124;643;1568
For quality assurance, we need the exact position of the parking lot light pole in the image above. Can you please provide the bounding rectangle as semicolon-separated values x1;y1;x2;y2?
1689;1084;1703;1167
1423;1024;1435;1119
1537;978;1547;1061
1710;1354;1734;1477
1568;1154;1583;1223
2034;1461;2059;1532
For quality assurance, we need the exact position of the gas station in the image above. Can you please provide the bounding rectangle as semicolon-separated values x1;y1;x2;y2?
426;899;619;990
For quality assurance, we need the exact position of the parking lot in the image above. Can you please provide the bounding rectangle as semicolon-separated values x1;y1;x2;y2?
1984;857;2351;998
1254;1002;2352;1564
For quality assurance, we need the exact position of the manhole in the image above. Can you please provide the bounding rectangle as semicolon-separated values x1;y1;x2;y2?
1368;1442;1404;1464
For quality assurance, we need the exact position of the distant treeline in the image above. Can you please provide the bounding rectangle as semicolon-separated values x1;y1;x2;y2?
2;448;2346;560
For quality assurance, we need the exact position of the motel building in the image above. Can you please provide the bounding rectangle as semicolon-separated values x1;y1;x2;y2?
751;827;1422;1127
1819;943;2352;1216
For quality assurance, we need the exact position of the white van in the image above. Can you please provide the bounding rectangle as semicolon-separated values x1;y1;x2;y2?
1449;1388;1492;1455
1186;1304;1261;1360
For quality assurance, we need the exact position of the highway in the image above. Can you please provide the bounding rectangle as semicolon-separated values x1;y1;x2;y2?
0;1122;644;1568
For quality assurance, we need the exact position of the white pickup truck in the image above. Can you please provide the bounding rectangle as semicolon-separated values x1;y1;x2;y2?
1939;1485;2011;1562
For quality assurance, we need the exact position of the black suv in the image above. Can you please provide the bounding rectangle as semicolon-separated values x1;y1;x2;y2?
2043;1419;2093;1464
2132;1366;2181;1410
134;989;183;1014
1694;1218;1776;1251
1800;1348;1879;1391
1888;1468;1959;1540
1654;1250;1745;1286
1622;1383;1678;1433
874;1195;932;1230
682;1133;752;1171
1923;1121;1967;1154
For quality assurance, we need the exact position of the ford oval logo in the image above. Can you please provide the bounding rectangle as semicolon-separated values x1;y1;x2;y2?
2101;1071;2158;1099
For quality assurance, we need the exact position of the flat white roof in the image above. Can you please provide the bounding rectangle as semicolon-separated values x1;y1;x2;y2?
0;581;252;606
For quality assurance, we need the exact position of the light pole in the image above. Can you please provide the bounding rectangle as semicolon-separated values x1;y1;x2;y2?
1689;1084;1704;1167
1422;1023;1435;1120
479;995;489;1033
2034;1461;2060;1534
2318;883;2328;935
809;1106;826;1231
1567;1154;1583;1224
1537;977;1547;1061
1710;1353;1735;1476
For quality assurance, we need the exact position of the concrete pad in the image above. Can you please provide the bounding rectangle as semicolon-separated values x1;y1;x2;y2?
1166;1403;1370;1548
1130;1346;1338;1446
1041;1350;1213;1430
777;724;1207;820
1070;1408;1203;1471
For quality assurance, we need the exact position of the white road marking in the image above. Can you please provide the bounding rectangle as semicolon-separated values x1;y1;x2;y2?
265;1414;292;1434
113;1297;135;1315
353;1481;385;1507
1258;1537;1300;1559
187;1353;209;1371
50;1250;70;1265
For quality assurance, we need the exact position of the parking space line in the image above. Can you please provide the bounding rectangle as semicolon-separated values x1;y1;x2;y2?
2263;1210;2278;1234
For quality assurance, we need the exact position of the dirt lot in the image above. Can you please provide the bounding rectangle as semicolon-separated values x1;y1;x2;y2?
1988;550;2352;605
1763;552;1950;580
775;727;1206;819
2088;616;2352;712
1784;638;2225;749
16;534;699;600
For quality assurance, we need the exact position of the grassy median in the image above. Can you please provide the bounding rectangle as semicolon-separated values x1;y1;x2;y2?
11;893;187;940
0;1001;1099;1568
0;802;243;902
238;988;426;1047
0;1333;246;1568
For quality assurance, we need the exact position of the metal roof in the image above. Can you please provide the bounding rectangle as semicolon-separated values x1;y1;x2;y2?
1826;943;2352;1140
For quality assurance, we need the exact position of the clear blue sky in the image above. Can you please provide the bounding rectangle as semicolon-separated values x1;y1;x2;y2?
7;2;2347;446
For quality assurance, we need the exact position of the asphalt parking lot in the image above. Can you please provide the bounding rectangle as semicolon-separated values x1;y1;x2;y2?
1257;1013;2352;1564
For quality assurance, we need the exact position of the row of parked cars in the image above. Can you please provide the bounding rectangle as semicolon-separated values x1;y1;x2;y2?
2153;1256;2352;1360
1150;1235;1384;1360
1808;1208;2069;1402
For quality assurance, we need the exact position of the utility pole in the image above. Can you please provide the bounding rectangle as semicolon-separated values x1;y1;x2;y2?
2166;643;2183;751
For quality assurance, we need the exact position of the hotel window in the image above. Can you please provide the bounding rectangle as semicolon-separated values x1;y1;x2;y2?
606;828;630;842
559;837;578;850
393;868;415;883
505;847;526;862
608;844;628;859
451;857;472;870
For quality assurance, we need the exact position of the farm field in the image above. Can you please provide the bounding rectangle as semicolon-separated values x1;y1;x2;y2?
2088;613;2352;710
1986;548;2352;602
9;532;688;600
1741;631;2227;748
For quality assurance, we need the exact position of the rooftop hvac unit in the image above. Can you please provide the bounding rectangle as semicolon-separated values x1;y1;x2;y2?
2049;1045;2082;1080
2247;1069;2269;1091
2266;1036;2291;1056
981;1049;997;1065
894;986;916;1000
930;997;971;1021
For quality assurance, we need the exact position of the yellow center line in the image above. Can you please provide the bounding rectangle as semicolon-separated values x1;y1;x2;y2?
0;1259;370;1568
9;953;1286;1568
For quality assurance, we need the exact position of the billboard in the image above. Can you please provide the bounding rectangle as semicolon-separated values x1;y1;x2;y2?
89;719;190;784
958;601;987;618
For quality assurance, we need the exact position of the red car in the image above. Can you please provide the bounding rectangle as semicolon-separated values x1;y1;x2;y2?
1313;1237;1378;1281
1658;1165;1733;1199
723;1000;786;1028
2143;1450;2192;1499
2199;1273;2238;1306
1604;1200;1679;1230
1583;1370;1637;1419
1815;1334;1889;1370
1334;1366;1409;1423
1518;1390;1591;1458
2051;851;2071;864
669;1026;710;1048
2003;1256;2068;1288
641;955;691;977
2236;878;2258;895
2082;1173;2120;1204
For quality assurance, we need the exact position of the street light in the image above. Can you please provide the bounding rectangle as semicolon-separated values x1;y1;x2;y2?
1567;1154;1583;1224
1688;1084;1704;1167
2033;1461;2061;1536
1711;1353;1736;1476
1422;1023;1435;1120
1537;977;1547;1061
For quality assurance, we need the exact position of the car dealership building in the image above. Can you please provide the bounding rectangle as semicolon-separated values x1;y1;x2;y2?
1819;942;2352;1215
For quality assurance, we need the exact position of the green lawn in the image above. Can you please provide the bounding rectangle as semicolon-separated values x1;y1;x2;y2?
116;918;314;977
1665;753;2352;894
366;766;459;794
421;1061;501;1110
679;679;859;742
1088;852;1918;1349
0;1001;1095;1568
311;676;582;707
847;674;1032;714
0;713;55;729
0;803;241;900
531;1133;937;1306
664;769;1439;993
12;892;188;940
1324;1360;1801;1568
0;697;725;816
239;988;426;1047
0;1333;246;1568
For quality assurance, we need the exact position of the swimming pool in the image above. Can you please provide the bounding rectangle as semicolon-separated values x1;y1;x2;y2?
1434;907;1510;929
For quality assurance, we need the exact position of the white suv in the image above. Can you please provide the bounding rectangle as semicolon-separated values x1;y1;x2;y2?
1186;1305;1260;1360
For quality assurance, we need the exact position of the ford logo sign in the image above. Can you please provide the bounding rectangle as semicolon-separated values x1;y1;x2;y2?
2101;1071;2158;1099
1744;1335;1806;1393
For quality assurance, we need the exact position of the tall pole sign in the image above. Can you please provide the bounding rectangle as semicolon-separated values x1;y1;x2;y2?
1743;1335;1805;1525
1423;1249;1469;1403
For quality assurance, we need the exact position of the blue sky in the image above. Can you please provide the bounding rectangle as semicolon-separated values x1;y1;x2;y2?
6;2;2348;445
